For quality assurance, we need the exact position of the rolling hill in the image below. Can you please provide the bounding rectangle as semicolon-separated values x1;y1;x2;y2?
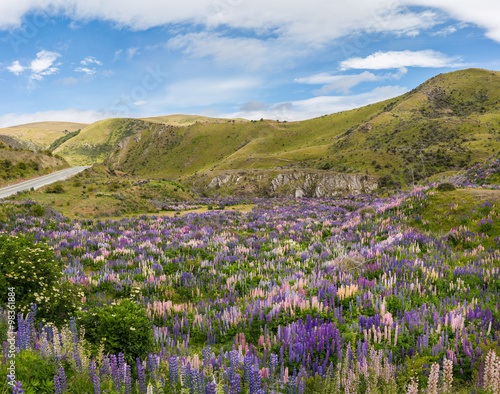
104;68;500;187
6;68;500;189
0;141;69;187
0;121;87;151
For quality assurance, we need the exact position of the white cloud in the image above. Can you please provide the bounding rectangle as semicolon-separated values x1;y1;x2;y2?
295;69;407;94
408;0;500;42
75;67;96;75
134;100;147;106
81;56;102;65
0;109;110;128
0;1;499;44
429;22;468;37
168;32;273;69
340;50;461;70
224;85;408;121
0;1;440;45
6;60;25;75
6;50;61;81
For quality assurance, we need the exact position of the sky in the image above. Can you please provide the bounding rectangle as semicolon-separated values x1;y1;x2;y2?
0;0;499;127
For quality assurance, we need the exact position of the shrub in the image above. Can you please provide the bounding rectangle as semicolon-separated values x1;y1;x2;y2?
45;183;65;194
437;182;456;191
76;299;154;366
31;204;45;217
0;234;80;325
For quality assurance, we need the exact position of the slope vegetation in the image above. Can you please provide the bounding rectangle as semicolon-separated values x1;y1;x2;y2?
0;121;87;151
104;69;500;186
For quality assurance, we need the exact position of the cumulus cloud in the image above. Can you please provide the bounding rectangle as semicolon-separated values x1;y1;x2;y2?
0;109;110;128
6;50;61;81
340;50;461;70
6;60;24;75
225;85;408;121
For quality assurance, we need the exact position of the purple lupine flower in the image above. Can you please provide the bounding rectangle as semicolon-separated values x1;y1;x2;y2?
169;356;178;388
10;381;24;394
110;354;121;392
57;366;67;392
136;358;146;394
53;375;62;394
230;372;241;394
124;364;132;394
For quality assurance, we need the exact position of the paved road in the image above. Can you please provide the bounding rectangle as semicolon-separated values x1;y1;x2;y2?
0;166;91;199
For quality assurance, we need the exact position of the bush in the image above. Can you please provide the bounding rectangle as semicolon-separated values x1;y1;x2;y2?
0;234;80;325
76;299;153;366
437;182;456;191
45;183;65;194
31;204;45;217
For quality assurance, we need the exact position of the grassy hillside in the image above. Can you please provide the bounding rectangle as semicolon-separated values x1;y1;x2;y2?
0;121;87;151
54;118;152;165
140;114;246;126
103;68;500;186
11;68;499;188
0;141;69;187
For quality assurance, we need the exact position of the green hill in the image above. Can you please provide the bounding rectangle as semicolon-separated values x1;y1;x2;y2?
0;141;69;187
102;69;500;186
8;68;500;188
0;121;87;151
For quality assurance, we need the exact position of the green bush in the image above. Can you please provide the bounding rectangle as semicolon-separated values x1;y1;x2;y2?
0;234;81;325
76;299;154;366
45;183;65;193
437;182;456;191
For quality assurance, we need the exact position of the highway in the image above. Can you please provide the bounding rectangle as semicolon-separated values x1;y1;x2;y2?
0;166;91;199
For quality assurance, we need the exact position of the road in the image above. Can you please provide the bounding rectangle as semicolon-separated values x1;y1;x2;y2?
0;166;91;199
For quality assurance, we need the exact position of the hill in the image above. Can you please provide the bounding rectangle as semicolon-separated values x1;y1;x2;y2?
140;114;247;126
0;141;69;187
6;68;500;189
102;68;500;187
0;121;87;151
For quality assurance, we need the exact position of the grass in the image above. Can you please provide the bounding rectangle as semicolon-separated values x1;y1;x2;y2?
109;203;255;219
0;121;87;150
410;188;500;245
10;165;196;219
54;118;151;166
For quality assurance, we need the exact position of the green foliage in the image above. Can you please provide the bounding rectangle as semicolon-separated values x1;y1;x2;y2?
0;351;55;392
437;182;456;191
49;129;81;151
76;299;154;366
0;234;80;324
45;182;65;193
31;204;46;217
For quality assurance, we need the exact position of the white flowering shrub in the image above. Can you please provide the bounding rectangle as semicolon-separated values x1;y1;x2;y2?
0;234;81;325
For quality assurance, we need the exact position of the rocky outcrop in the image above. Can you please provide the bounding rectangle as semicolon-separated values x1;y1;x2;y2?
195;170;377;197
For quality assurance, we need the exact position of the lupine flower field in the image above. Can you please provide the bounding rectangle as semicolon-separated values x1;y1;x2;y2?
1;158;500;393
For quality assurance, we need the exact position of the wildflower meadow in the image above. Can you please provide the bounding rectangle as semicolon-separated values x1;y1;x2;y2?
1;158;500;393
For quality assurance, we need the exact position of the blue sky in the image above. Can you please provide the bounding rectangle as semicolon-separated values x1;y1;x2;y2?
0;0;499;127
